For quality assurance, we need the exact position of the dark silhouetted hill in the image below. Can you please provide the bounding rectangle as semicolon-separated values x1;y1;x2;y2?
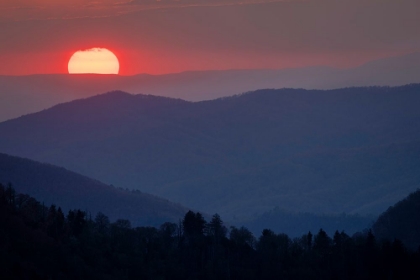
373;189;420;250
0;153;188;226
1;85;420;223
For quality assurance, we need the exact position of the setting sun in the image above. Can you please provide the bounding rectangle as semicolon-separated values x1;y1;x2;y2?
68;48;119;74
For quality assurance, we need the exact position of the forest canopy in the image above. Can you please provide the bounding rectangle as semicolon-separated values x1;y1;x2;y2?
1;183;419;280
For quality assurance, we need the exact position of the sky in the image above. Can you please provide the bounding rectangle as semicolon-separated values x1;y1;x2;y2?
0;0;419;75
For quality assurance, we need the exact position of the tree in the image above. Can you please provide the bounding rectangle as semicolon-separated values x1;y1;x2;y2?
5;183;15;206
159;222;179;249
313;228;332;274
94;212;110;234
114;219;131;229
306;231;313;251
313;228;331;252
0;183;6;205
67;209;86;237
207;213;227;241
230;226;255;249
182;210;206;238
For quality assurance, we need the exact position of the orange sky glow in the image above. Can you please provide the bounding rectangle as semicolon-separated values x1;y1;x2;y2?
0;0;419;75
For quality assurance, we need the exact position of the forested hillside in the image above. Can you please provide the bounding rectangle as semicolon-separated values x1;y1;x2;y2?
1;85;420;222
0;152;374;236
373;189;420;250
1;184;419;280
0;153;188;227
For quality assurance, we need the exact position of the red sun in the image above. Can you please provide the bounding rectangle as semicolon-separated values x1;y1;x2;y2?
68;48;119;74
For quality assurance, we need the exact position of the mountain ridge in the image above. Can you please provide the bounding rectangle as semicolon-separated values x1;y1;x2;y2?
1;84;420;222
373;189;420;250
1;51;419;121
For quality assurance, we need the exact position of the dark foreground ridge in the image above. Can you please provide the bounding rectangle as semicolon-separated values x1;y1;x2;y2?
373;189;420;250
1;184;419;280
0;152;188;227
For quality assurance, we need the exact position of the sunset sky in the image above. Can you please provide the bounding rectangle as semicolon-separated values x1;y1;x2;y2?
1;0;419;75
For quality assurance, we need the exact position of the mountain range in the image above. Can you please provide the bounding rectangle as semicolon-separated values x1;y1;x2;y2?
0;151;374;236
1;52;419;122
1;84;419;223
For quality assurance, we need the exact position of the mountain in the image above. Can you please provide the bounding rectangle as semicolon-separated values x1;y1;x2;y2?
0;153;188;227
373;189;420;250
1;52;419;122
1;85;420;222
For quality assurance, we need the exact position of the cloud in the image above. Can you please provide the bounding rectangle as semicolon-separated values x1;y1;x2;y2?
0;0;294;21
118;0;293;7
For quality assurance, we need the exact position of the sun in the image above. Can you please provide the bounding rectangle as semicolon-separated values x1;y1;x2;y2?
68;48;119;74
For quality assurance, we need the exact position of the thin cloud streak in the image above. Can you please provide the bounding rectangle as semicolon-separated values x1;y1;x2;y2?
0;0;296;21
